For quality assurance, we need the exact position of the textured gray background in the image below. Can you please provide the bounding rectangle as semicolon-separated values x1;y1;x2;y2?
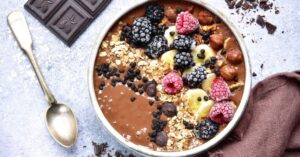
0;0;299;156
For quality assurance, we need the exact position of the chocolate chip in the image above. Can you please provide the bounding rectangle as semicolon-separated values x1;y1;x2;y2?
149;100;155;106
155;131;168;147
260;64;264;69
169;31;175;36
197;97;202;101
183;120;194;129
204;96;209;101
130;96;136;102
130;62;136;68
138;90;144;95
136;75;142;80
252;72;257;77
143;81;157;97
265;22;277;34
142;77;149;83
119;69;125;73
162;102;177;117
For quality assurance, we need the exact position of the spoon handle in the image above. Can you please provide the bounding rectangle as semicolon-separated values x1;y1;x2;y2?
8;11;57;105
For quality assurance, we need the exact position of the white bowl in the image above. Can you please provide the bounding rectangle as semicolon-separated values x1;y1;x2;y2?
88;1;251;156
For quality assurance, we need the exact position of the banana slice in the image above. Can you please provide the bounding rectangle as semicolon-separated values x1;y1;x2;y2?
184;89;215;120
164;26;178;46
201;73;216;92
160;49;177;69
195;100;214;121
191;44;216;66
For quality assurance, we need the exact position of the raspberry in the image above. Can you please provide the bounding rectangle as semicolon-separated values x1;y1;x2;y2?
210;77;231;102
194;119;219;140
176;11;200;35
162;72;183;94
209;101;235;124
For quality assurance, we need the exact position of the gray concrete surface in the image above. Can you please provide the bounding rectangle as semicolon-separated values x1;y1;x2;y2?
0;0;299;156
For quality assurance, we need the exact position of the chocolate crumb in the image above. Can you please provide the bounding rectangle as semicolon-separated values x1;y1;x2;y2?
256;15;266;27
265;22;277;34
260;64;264;69
92;142;108;157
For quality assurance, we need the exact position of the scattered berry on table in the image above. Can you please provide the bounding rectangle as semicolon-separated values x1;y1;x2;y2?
183;66;207;88
145;35;168;59
145;3;164;23
209;101;235;123
176;11;200;34
210;77;231;102
174;51;195;70
131;17;152;46
171;35;195;50
162;72;183;94
194;119;219;140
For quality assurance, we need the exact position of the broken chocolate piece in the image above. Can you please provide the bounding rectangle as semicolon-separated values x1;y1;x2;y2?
256;15;266;27
265;22;277;34
25;0;111;46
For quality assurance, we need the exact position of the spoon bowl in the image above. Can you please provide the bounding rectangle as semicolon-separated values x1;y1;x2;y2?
46;103;78;148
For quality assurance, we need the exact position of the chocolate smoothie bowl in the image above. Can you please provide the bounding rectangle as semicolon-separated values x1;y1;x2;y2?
88;0;251;156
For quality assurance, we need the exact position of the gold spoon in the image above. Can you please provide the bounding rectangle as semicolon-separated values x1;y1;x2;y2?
7;11;78;148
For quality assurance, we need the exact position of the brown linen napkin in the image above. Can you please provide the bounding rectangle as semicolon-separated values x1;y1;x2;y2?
205;71;300;157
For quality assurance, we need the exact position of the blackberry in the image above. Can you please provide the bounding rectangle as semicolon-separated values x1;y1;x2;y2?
171;35;195;51
145;3;164;23
174;51;195;70
152;25;168;36
183;66;207;88
120;25;132;43
194;119;219;140
145;35;168;59
131;17;152;46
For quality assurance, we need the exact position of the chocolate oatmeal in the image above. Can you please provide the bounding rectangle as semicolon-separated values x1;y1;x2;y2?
93;0;246;151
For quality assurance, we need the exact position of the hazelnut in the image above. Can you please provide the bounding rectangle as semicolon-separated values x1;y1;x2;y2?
165;7;177;22
220;65;238;81
210;34;224;50
226;49;243;65
198;10;214;25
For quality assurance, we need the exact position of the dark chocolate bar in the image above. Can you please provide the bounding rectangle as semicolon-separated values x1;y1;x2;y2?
25;0;111;46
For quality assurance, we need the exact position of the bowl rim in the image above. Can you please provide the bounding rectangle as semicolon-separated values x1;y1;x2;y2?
88;0;252;156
